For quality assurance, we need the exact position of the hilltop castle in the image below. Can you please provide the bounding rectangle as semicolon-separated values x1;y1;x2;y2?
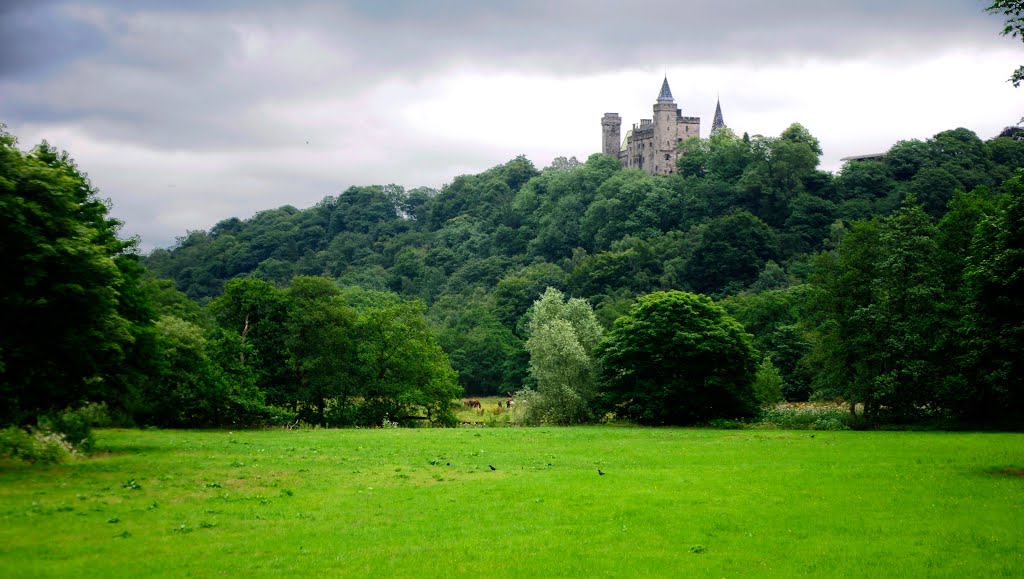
602;77;725;176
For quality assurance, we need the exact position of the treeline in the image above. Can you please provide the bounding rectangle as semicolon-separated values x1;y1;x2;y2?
0;126;459;432
3;120;1023;432
143;123;1024;426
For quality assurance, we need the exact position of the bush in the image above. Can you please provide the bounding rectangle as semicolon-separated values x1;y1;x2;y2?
752;358;784;406
704;418;746;429
755;403;853;430
38;406;98;453
509;388;545;426
75;402;112;427
0;426;76;464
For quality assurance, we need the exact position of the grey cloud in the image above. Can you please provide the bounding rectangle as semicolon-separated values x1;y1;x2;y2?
0;0;1014;250
0;1;109;78
2;0;1004;148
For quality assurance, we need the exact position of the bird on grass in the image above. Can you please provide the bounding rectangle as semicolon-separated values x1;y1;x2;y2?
598;469;605;476
489;465;496;471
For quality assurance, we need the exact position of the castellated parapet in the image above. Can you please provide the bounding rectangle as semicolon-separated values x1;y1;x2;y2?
601;77;702;176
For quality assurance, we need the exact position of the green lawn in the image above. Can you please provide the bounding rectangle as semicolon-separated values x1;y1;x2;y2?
1;427;1022;577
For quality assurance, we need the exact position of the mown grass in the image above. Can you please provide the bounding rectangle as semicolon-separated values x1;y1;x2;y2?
0;427;1022;577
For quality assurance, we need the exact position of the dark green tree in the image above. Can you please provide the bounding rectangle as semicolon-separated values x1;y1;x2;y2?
961;172;1024;423
683;210;779;295
596;291;758;425
345;289;461;426
208;277;292;406
0;131;149;424
285;276;359;425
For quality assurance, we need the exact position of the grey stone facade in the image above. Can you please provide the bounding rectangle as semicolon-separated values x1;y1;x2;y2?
601;77;701;176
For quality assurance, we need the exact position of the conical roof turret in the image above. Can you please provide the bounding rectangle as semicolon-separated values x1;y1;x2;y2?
657;76;674;103
711;97;726;135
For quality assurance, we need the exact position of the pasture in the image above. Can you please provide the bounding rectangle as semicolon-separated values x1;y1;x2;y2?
1;427;1022;577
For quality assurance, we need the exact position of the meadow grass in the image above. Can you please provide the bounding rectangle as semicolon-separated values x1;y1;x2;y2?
0;427;1022;577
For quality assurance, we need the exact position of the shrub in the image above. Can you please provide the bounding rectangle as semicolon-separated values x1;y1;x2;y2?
755;402;853;430
509;388;545;426
752;358;785;406
38;406;97;453
75;402;112;427
0;426;76;464
704;418;746;429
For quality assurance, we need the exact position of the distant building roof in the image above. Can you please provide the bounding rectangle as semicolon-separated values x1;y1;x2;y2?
840;153;886;162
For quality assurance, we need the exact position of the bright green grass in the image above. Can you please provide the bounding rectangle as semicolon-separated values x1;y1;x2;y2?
1;428;1022;577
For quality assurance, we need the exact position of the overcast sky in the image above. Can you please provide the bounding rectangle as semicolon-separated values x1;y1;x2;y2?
1;0;1020;250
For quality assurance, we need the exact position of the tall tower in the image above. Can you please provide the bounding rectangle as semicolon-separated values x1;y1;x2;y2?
652;76;678;175
711;97;726;136
601;113;621;157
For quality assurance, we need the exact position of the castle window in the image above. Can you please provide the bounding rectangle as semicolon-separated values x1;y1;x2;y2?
664;154;671;161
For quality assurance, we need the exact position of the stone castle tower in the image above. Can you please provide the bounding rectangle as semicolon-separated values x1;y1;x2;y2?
601;77;709;176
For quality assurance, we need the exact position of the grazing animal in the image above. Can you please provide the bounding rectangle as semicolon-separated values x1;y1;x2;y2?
598;469;605;476
464;399;481;409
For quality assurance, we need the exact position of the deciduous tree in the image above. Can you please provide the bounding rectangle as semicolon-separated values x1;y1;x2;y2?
597;291;758;425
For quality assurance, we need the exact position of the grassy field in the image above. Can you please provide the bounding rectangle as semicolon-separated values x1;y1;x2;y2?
1;427;1022;577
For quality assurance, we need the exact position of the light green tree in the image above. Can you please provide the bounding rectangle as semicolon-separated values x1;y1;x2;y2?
518;288;603;425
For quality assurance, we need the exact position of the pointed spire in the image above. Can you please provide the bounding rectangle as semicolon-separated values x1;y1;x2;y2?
711;97;726;135
657;76;674;103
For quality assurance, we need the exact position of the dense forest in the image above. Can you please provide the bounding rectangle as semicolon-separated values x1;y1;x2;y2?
141;123;1024;424
3;119;1024;438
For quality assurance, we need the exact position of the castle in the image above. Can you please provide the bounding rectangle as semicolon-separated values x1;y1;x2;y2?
602;77;725;176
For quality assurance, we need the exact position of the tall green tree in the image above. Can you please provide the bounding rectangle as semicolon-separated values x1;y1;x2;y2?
285;276;359;425
683;210;779;295
0;131;149;424
596;291;758;425
519;288;603;425
350;291;461;426
961;172;1024;423
805;199;948;423
208;277;292;406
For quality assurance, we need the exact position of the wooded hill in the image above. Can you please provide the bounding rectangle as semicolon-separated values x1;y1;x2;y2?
142;124;1024;426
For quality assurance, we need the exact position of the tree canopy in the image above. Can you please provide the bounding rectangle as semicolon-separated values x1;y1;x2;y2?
0;129;149;424
597;291;759;425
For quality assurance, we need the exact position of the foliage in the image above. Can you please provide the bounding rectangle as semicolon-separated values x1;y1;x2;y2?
37;406;98;453
519;288;603;425
986;0;1024;86
0;426;77;464
0;129;148;425
751;358;784;406
6;118;1022;430
597;291;758;425
960;171;1024;424
754;402;854;430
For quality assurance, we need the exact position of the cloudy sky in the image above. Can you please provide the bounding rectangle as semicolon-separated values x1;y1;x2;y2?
1;0;1020;250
